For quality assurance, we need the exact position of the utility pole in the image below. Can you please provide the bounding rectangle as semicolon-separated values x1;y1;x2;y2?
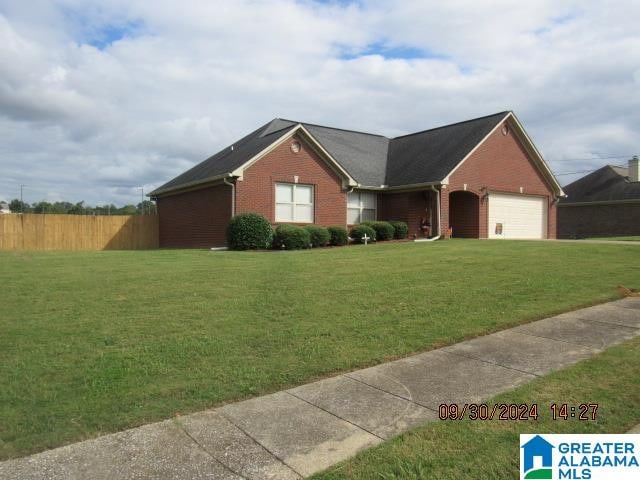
140;187;144;215
20;184;26;213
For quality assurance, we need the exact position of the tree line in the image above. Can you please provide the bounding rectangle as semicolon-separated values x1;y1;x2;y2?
1;199;157;215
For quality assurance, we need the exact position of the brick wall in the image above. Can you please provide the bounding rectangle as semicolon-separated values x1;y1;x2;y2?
156;120;559;247
558;203;640;238
449;191;480;238
236;134;347;226
378;190;436;238
157;183;231;248
444;120;558;238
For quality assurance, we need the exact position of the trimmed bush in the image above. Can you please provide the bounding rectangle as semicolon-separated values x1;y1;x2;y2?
327;226;349;246
273;224;312;250
226;213;273;250
389;220;409;239
350;225;376;244
303;225;331;248
361;221;395;241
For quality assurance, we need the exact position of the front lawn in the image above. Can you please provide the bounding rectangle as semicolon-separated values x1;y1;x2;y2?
586;236;640;242
1;240;639;459
313;336;640;480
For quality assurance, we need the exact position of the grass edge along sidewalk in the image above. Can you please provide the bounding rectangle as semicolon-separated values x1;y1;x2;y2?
2;241;640;460
0;298;638;479
312;336;640;480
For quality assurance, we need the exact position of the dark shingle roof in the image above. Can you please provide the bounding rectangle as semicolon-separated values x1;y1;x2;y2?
151;111;511;195
301;124;389;186
561;165;640;203
386;111;509;186
152;120;297;194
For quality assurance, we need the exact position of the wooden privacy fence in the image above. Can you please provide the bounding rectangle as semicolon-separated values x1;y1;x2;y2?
0;214;159;251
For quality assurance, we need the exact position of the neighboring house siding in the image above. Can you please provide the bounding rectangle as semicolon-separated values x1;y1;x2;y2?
235;134;347;226
378;191;435;238
443;121;558;239
558;203;640;238
157;184;231;248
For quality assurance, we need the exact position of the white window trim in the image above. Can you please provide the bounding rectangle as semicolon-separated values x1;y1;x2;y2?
275;182;314;223
347;191;377;224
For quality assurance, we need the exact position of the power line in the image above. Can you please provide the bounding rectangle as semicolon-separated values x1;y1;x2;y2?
554;164;626;176
549;154;637;163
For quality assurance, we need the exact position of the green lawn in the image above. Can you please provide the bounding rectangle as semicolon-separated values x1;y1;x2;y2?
1;240;639;460
586;236;640;242
313;336;640;480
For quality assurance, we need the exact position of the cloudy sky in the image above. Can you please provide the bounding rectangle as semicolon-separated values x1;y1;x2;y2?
1;0;639;206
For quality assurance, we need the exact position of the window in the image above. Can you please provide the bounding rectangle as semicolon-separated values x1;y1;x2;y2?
347;191;376;224
275;183;314;223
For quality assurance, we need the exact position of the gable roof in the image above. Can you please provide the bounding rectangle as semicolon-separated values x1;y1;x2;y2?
301;123;389;187
151;111;560;196
151;120;298;195
560;165;640;204
386;111;509;187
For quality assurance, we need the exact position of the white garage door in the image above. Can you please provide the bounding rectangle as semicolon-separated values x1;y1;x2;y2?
488;193;547;239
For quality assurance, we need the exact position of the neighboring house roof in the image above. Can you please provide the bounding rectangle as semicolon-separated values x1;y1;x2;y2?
560;165;640;204
151;111;560;196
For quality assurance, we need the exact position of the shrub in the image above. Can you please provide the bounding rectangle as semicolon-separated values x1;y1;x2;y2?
327;226;349;246
350;225;376;244
389;220;409;239
361;221;395;241
273;224;311;250
303;225;331;248
226;213;273;250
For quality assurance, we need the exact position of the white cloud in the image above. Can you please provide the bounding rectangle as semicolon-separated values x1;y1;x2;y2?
0;0;639;204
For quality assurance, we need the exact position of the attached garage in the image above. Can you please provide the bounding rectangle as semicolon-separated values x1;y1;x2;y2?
488;193;547;239
152;111;564;247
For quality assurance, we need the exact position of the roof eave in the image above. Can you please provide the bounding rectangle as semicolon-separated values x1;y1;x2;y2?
559;198;640;207
440;111;565;197
370;181;442;192
230;124;357;187
507;112;566;197
149;172;234;198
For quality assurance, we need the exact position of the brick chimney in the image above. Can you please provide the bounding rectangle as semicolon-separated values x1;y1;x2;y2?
630;156;639;182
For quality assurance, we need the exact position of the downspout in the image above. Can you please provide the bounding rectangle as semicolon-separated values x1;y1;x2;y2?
345;185;356;229
415;185;441;242
223;176;235;218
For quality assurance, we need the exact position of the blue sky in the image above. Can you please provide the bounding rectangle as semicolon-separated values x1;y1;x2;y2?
0;0;639;205
84;20;144;49
340;42;446;60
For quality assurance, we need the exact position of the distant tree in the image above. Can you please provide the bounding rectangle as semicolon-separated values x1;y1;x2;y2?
5;198;157;215
32;201;53;214
94;204;118;215
137;200;157;215
67;201;87;215
52;202;74;214
118;204;137;215
9;199;31;213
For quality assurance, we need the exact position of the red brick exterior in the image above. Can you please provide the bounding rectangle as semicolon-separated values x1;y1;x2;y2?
235;134;347;226
156;120;558;247
448;191;480;238
558;203;640;238
442;121;558;239
157;184;231;248
378;190;436;238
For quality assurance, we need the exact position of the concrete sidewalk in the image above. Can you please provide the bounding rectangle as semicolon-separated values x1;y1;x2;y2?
2;297;639;480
